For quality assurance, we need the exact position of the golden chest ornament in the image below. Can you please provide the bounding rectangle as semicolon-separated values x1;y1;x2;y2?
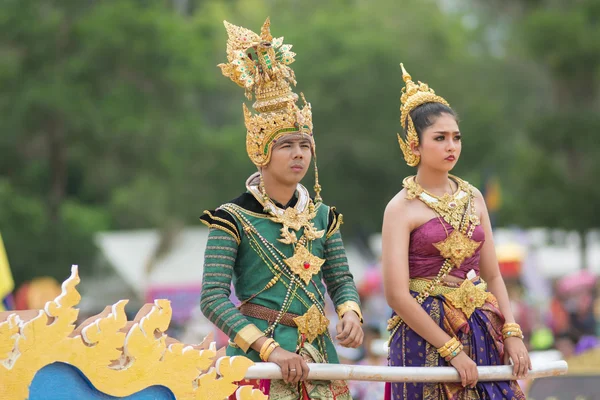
249;182;326;284
284;244;325;285
433;230;481;269
269;204;325;244
403;175;481;268
264;198;325;285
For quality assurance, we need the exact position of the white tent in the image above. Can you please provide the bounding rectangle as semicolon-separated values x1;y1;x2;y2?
95;228;209;298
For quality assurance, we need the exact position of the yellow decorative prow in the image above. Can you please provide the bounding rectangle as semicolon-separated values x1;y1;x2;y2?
0;265;268;400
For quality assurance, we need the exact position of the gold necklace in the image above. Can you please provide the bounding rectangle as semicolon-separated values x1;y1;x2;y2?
256;181;326;283
404;175;481;269
253;180;325;244
404;175;475;231
405;175;468;230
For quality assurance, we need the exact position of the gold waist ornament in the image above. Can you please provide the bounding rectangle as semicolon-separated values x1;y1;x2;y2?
293;304;330;343
387;278;489;330
408;277;487;297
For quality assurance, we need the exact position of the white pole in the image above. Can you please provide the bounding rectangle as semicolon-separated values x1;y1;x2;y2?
244;360;567;382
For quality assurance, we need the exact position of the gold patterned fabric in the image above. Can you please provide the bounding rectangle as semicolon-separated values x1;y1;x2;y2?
387;290;526;399
268;343;351;400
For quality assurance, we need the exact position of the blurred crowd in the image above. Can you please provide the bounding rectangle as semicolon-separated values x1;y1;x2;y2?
13;253;600;399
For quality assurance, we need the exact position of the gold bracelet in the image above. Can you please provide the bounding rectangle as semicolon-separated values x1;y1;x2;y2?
439;341;461;359
502;329;524;340
438;340;459;355
443;343;463;362
502;323;524;340
336;301;364;324
437;337;458;352
259;338;275;360
260;342;276;362
437;337;460;357
261;341;280;362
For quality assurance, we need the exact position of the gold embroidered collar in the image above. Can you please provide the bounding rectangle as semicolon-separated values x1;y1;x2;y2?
246;172;311;216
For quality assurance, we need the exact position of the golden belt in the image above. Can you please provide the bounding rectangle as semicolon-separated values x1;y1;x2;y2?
239;303;329;343
409;278;487;296
410;277;489;318
387;277;489;331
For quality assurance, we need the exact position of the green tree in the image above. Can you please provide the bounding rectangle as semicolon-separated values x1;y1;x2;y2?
0;0;556;287
479;0;600;267
0;0;223;285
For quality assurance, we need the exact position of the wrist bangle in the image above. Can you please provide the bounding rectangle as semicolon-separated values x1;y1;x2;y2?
260;341;280;361
439;341;461;359
502;323;524;340
259;338;275;360
336;302;363;324
437;337;461;359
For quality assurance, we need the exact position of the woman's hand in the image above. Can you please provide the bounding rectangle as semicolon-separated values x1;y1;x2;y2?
503;337;532;379
449;352;479;388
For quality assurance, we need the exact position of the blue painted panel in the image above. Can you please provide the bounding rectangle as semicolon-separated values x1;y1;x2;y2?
29;362;176;400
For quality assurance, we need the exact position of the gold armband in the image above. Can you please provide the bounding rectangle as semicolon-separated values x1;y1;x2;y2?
336;301;363;324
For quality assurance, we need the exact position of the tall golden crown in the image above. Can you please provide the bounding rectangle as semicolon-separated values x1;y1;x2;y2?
397;63;450;166
219;18;313;167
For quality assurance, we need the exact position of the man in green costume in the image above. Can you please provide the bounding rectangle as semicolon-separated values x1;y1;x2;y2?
199;18;364;399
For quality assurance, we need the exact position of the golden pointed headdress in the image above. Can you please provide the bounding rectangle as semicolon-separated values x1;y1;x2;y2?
397;63;450;166
218;18;313;168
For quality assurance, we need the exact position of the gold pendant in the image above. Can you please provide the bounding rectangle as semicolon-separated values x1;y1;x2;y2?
277;226;298;245
445;279;489;318
303;224;325;241
293;304;330;343
271;206;325;244
433;230;481;268
274;207;312;231
284;245;325;285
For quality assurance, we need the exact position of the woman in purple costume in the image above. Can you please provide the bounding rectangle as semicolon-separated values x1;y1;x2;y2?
381;64;529;399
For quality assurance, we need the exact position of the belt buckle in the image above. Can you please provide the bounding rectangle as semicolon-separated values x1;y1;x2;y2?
293;305;329;342
445;279;488;318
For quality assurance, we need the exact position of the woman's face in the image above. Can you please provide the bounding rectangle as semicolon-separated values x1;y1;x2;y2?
412;113;461;172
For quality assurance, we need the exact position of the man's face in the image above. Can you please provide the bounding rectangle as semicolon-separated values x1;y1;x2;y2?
262;134;313;187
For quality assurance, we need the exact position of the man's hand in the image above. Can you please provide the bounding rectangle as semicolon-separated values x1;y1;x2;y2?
268;347;310;384
335;311;363;348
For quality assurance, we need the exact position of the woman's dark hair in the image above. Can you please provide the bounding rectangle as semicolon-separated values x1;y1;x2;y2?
404;102;458;141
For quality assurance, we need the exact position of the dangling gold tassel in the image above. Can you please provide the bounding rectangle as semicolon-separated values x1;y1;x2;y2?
313;147;322;203
259;172;270;212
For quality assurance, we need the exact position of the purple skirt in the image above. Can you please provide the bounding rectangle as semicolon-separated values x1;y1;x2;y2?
385;291;526;399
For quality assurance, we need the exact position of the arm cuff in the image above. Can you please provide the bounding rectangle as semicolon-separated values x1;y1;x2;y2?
233;324;264;353
336;301;363;324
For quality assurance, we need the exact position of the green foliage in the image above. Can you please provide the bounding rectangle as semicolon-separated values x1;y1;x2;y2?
0;0;598;285
495;0;600;234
